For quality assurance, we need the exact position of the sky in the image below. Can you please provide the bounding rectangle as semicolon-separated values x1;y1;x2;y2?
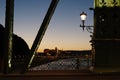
0;0;94;52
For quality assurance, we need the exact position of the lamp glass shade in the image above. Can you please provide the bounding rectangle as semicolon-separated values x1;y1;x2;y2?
80;12;87;21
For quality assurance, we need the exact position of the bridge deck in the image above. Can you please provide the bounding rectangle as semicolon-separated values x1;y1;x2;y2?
0;70;120;80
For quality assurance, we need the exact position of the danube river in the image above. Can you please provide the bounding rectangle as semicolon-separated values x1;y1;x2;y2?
29;58;92;70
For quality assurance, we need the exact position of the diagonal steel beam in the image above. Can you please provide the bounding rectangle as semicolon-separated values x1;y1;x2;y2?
21;0;59;73
4;0;14;74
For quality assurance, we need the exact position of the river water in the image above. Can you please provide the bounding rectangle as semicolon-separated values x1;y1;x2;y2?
29;58;92;70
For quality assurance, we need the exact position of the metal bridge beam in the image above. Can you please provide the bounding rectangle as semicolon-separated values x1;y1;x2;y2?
21;0;59;73
4;0;14;74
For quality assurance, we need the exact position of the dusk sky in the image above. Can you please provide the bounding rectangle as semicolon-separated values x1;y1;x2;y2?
0;0;94;52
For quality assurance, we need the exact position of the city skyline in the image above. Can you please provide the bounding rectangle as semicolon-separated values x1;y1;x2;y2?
0;0;94;52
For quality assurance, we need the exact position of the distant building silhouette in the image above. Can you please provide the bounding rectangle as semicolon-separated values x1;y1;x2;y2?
44;48;58;56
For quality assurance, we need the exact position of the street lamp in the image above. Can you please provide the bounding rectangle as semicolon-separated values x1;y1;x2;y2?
80;11;93;33
80;11;87;30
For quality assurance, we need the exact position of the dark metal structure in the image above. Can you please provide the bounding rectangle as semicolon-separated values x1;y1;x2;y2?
92;0;120;72
21;0;59;73
3;0;59;74
4;0;14;74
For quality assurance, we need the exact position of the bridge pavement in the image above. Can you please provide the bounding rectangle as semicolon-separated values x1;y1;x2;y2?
0;70;120;80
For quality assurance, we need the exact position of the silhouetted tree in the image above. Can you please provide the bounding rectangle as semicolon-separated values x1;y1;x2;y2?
0;24;5;59
0;24;30;71
0;24;29;57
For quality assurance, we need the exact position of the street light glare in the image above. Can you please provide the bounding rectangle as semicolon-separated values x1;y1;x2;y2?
80;12;87;21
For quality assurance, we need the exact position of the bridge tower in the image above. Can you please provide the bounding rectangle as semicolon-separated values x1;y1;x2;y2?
92;0;120;72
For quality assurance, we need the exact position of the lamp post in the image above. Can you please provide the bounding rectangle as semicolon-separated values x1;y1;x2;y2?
80;12;94;68
80;11;93;33
80;12;87;31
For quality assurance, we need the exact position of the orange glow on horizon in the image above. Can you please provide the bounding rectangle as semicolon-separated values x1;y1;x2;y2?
36;44;91;52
